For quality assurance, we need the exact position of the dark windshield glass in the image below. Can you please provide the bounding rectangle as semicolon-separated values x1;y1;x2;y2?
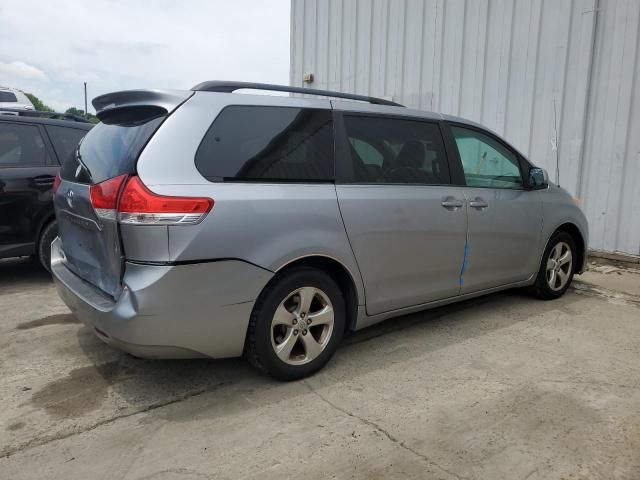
60;116;163;184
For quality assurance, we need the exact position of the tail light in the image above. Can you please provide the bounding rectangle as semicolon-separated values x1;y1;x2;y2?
89;175;213;225
52;173;62;194
90;174;128;221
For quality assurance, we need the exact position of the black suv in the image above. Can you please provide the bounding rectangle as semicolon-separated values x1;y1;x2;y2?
0;110;93;270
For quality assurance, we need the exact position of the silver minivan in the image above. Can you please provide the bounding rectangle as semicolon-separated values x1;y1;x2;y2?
51;82;588;380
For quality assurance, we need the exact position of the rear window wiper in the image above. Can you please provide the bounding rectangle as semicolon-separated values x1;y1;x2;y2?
74;145;93;183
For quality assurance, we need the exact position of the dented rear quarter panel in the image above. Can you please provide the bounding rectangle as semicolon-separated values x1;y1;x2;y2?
134;92;366;305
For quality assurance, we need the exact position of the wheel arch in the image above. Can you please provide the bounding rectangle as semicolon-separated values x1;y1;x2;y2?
549;222;586;273
35;214;56;250
274;255;360;333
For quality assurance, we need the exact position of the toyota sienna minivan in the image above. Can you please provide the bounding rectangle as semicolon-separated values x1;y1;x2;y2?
51;81;588;380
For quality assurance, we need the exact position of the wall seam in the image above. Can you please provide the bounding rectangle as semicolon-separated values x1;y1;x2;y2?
527;0;544;156
457;0;468;117
417;0;426;109
613;0;639;250
438;0;446;112
503;0;517;135
576;0;601;199
480;0;491;123
367;0;373;94
290;0;296;86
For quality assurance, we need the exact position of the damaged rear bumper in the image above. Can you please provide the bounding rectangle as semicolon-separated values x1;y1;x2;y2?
51;237;273;359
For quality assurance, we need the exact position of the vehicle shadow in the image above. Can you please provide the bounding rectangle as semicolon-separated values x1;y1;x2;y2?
56;286;583;425
0;257;51;292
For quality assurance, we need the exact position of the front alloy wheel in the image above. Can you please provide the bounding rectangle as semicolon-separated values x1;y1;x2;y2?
546;241;573;291
530;231;576;299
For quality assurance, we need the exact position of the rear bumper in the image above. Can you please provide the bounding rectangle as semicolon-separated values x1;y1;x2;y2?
51;237;273;359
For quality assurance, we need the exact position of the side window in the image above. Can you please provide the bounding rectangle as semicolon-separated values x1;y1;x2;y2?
0;91;18;102
45;126;88;165
0;123;49;166
195;106;334;181
341;115;450;185
349;138;383;167
450;126;522;189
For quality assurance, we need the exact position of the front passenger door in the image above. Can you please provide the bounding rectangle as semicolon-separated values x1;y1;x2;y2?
448;124;542;293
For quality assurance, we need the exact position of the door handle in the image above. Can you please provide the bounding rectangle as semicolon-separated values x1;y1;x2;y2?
469;198;489;209
33;175;55;186
441;197;464;210
34;175;55;181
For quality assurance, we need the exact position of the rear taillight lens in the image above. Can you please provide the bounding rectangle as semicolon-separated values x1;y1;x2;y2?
90;175;213;225
90;174;128;221
116;176;213;225
52;173;62;194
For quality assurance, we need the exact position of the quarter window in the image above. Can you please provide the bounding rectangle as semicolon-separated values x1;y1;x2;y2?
0;123;49;166
451;126;522;189
195;106;334;181
342;115;451;184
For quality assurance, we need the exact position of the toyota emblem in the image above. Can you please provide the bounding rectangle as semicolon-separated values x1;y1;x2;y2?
66;189;74;208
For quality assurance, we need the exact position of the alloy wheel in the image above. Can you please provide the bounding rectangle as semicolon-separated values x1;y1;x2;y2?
270;286;335;365
546;241;573;291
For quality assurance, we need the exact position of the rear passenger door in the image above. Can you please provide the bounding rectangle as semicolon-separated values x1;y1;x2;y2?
0;120;57;253
335;112;467;315
446;124;542;293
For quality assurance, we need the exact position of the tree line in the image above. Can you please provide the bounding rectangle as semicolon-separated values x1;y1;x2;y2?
24;92;99;123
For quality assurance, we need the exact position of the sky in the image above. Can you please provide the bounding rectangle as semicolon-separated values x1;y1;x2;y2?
0;0;290;113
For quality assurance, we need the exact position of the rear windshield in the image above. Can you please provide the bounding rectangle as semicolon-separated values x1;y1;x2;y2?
0;92;18;102
195;106;334;181
60;116;164;184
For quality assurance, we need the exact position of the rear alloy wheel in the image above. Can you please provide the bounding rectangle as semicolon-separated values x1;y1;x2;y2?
530;231;576;299
271;286;335;366
245;267;345;380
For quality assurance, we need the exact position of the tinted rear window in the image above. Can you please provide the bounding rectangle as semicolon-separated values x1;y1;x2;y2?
45;125;88;165
0;92;18;102
60;116;163;184
195;106;334;181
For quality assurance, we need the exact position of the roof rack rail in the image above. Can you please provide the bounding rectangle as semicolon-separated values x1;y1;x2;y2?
0;108;92;123
191;81;404;107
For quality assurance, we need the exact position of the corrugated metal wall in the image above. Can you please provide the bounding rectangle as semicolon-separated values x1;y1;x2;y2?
290;0;640;255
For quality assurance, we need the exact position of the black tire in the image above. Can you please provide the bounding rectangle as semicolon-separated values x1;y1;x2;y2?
529;231;576;300
37;220;58;273
245;267;346;381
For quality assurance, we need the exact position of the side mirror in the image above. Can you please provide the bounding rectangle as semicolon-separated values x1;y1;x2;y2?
528;167;548;189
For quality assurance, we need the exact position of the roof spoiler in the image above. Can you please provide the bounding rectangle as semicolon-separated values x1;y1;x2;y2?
92;89;193;122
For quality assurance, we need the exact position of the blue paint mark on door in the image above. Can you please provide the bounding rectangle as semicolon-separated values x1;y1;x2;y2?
459;243;469;286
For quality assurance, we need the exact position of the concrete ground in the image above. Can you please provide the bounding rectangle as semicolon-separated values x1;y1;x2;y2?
0;258;639;480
